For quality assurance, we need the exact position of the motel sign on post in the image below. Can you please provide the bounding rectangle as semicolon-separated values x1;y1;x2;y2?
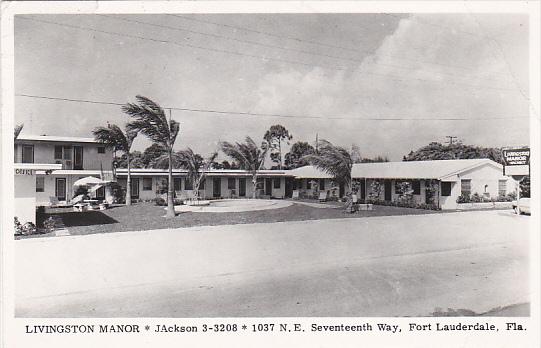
502;148;530;178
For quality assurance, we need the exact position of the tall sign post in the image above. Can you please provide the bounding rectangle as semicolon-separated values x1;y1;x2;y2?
502;147;530;214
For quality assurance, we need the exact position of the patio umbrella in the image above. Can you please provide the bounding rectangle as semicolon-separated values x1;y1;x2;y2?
73;176;107;187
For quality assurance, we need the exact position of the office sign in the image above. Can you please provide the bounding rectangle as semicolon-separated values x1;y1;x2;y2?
14;168;34;176
502;148;530;176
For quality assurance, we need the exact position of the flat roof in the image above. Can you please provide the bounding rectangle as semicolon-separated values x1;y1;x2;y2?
15;135;99;144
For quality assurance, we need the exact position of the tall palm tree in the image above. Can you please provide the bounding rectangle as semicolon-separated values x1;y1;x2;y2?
93;123;138;205
220;136;268;199
304;139;354;196
176;148;218;200
123;95;179;218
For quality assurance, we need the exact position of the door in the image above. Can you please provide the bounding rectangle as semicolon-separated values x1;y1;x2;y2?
360;179;366;201
384;180;392;201
285;178;293;198
55;178;66;201
265;178;272;196
131;178;139;199
73;146;84;170
239;178;246;197
339;183;345;197
213;178;222;198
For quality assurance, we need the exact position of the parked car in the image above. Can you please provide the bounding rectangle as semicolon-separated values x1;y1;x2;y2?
512;198;531;215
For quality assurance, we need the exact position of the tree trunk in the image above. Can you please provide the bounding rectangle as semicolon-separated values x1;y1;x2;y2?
126;153;132;206
278;139;282;170
252;174;257;199
166;150;175;218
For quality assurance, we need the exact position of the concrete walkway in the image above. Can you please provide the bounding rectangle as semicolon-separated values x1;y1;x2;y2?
174;199;292;213
15;210;529;317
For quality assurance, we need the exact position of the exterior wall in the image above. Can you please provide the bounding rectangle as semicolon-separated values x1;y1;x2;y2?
439;181;459;210
15;174;37;224
36;174;105;205
15;141;113;171
116;175;286;201
439;163;518;210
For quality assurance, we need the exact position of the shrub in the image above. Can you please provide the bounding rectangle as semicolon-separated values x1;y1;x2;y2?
456;194;471;203
43;217;56;233
153;197;166;206
470;193;483;203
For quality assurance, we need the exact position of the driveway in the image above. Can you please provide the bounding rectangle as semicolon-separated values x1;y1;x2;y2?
15;210;529;317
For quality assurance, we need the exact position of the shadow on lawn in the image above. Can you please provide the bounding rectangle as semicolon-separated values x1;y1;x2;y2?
48;211;118;227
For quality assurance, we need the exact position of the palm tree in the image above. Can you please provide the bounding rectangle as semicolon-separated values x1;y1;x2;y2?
176;148;218;200
220;136;268;199
93;123;138;205
303;139;354;197
123;96;179;218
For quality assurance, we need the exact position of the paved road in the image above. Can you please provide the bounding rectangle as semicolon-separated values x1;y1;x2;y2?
15;210;529;317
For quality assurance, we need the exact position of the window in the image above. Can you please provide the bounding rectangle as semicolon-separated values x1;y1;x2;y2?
22;145;34;163
318;179;325;190
306;179;311;189
498;180;507;196
228;178;236;190
461;179;471;196
274;178;281;189
54;145;63;160
174;178;182;191
441;182;452;196
63;146;72;160
36;177;44;192
97;146;106;154
143;178;153;191
412;180;421;195
184;178;193;190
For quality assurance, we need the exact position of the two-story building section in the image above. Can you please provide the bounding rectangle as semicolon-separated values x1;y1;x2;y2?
14;135;115;207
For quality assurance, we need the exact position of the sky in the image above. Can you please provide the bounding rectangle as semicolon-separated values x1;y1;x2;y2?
14;13;530;161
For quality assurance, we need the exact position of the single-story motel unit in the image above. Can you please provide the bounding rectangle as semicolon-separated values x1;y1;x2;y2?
14;135;517;224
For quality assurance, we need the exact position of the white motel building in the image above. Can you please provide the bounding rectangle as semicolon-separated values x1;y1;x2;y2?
14;134;517;224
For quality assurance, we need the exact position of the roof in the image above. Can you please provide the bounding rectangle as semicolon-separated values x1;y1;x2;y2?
287;166;333;179
15;135;99;144
15;163;62;171
352;159;501;180
288;159;501;180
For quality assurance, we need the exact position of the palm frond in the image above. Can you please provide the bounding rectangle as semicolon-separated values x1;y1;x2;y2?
123;95;171;147
303;139;353;185
92;124;131;152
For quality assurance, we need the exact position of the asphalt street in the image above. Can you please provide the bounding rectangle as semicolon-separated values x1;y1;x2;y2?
15;210;529;317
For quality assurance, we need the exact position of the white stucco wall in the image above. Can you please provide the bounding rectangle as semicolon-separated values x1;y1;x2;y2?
15;174;37;224
15;141;113;171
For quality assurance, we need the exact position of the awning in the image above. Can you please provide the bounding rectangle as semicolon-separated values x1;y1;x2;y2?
88;184;103;193
74;176;107;186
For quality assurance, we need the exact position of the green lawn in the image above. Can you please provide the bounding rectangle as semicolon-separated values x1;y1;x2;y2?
26;201;441;237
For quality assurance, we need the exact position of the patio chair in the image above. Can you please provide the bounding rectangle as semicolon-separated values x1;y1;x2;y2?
319;191;327;202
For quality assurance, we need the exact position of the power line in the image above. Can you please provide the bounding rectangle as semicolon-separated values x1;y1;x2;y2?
16;93;530;122
169;13;508;75
101;14;510;85
17;16;349;72
17;16;520;93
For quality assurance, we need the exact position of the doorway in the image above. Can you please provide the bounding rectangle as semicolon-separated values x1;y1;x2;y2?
239;178;246;197
384;180;392;201
55;178;66;201
213;178;222;198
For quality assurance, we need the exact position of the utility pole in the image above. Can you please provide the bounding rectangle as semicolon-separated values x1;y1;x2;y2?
445;136;458;146
315;133;319;154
